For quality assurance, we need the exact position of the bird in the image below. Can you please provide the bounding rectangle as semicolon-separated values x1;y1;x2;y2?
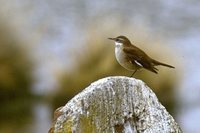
108;35;175;76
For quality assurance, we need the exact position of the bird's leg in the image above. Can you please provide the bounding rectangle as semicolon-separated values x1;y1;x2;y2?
130;69;137;77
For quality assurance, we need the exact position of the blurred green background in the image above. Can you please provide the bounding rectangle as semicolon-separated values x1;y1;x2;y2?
0;1;200;133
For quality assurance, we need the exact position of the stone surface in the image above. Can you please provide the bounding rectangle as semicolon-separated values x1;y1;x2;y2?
49;76;182;133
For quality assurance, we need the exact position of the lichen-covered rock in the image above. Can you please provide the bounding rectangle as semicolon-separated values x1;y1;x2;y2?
49;76;182;133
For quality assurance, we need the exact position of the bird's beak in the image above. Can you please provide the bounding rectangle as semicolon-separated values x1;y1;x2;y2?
108;37;116;40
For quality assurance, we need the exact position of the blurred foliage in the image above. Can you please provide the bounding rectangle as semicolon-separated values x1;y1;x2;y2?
0;20;33;130
52;33;178;115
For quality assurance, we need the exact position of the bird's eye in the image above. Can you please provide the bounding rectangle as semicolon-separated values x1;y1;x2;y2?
116;38;120;42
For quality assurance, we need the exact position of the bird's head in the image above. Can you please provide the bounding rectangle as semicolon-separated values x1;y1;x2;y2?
108;35;131;46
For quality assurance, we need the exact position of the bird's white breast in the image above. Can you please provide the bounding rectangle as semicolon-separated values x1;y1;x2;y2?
114;42;137;71
115;42;125;63
115;43;128;68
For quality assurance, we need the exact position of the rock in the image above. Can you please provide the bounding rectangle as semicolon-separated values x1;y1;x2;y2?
49;76;182;133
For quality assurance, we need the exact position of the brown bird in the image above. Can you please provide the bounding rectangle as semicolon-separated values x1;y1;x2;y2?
108;35;175;76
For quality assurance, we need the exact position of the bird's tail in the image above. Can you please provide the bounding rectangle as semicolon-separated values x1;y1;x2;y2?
152;59;175;68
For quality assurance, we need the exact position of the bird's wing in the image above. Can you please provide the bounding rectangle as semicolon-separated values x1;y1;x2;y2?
123;47;158;73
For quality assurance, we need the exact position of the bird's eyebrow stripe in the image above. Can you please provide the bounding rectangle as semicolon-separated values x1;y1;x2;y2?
118;38;125;41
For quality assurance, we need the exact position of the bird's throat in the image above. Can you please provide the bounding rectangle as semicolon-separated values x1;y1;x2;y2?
115;42;123;47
